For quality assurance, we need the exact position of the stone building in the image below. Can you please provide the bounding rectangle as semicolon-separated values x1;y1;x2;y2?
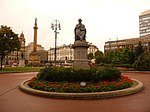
104;35;150;53
36;50;48;64
139;9;150;37
48;43;98;63
88;44;99;56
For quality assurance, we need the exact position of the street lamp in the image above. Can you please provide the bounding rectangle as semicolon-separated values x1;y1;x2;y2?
51;20;61;66
69;44;72;60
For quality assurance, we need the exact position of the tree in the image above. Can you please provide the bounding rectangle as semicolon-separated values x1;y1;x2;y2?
119;47;135;64
104;51;115;64
95;50;103;57
135;41;144;60
134;52;150;71
128;48;135;64
87;53;94;60
112;48;123;64
94;51;104;64
0;25;21;69
112;47;135;68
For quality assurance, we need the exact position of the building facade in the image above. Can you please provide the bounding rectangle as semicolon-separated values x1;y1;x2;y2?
104;35;150;53
36;50;48;63
139;9;150;37
48;44;73;63
48;44;99;63
88;44;99;56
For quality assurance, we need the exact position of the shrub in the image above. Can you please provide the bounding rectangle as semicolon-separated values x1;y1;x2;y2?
37;66;121;82
96;66;121;81
37;67;72;82
114;64;133;69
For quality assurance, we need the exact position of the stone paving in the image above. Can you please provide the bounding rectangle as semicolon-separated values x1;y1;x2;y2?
0;72;150;112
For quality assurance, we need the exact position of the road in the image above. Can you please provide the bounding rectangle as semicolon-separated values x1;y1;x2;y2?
0;72;150;112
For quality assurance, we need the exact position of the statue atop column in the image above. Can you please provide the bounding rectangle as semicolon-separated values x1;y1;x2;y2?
74;19;86;41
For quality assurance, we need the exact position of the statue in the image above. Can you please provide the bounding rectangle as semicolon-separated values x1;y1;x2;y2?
74;19;86;41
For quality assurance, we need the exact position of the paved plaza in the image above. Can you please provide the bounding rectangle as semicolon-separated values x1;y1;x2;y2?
0;71;150;112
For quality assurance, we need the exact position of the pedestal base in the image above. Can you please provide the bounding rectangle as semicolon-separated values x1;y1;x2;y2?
72;40;90;69
28;52;40;66
73;59;90;69
18;59;25;67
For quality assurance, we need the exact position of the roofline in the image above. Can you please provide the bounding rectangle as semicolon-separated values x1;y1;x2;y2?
140;9;150;16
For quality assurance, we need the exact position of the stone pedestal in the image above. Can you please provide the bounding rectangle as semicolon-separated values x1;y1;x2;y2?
28;51;41;66
18;59;25;67
72;40;90;69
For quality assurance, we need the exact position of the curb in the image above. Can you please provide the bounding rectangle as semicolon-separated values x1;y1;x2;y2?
0;71;39;74
19;79;143;100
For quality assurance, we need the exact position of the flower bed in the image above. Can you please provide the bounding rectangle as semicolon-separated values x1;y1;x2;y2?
28;75;133;93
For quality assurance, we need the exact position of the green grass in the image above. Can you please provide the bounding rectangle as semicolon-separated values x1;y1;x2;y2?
0;67;44;73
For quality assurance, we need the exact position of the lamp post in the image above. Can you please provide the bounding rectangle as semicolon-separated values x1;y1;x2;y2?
51;20;61;66
69;44;72;60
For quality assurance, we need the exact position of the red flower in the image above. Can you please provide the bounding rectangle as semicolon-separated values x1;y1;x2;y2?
104;81;109;85
76;84;80;89
96;85;98;88
65;85;69;88
115;83;120;87
123;75;129;79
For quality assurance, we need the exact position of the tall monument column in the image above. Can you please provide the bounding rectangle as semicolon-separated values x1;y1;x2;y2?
33;18;38;52
28;18;40;65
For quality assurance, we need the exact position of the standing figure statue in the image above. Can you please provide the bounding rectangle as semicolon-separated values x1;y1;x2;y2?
74;19;86;41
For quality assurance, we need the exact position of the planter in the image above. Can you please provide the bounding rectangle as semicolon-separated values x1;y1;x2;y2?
19;78;143;99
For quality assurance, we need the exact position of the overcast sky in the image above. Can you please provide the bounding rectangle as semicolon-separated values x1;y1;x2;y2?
0;0;150;51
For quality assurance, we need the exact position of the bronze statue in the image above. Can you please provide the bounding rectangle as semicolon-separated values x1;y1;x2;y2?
74;19;86;41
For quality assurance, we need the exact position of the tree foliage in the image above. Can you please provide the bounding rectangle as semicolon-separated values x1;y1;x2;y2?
102;42;148;71
104;51;115;64
87;53;94;60
0;25;21;69
135;41;144;60
94;50;104;64
112;47;135;65
134;52;150;71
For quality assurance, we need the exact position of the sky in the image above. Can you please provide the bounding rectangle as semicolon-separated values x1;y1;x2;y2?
0;0;150;52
